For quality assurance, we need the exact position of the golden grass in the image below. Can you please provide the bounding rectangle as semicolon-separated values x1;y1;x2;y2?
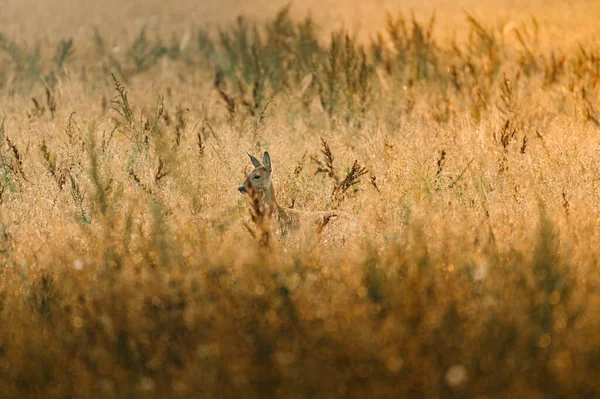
1;1;600;397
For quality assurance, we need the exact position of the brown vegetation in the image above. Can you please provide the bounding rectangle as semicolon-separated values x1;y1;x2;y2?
0;1;599;397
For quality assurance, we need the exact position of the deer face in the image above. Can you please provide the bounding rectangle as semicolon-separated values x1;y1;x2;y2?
238;152;272;195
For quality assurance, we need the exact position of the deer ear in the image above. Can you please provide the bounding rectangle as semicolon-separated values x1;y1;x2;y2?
263;152;272;171
247;152;262;168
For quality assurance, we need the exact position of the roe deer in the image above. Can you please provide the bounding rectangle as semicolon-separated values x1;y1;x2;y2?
238;152;341;236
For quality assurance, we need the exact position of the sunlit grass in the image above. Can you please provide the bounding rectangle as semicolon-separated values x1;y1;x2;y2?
0;3;599;398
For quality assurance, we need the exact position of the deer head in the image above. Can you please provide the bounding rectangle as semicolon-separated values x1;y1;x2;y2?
238;152;273;198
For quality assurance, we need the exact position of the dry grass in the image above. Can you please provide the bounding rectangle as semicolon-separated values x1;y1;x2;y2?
1;1;600;397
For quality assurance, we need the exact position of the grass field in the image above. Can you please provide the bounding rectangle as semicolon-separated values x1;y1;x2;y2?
1;0;600;397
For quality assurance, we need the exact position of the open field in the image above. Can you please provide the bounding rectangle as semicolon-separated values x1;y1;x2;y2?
1;0;600;397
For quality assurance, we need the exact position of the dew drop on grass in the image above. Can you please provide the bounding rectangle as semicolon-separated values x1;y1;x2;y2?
73;259;84;270
445;364;468;388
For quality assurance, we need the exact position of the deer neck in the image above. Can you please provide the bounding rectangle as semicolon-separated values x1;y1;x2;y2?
262;182;281;214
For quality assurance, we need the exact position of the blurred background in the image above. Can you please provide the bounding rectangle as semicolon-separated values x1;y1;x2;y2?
1;0;598;47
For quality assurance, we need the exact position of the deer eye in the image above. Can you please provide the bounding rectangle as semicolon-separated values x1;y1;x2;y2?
253;175;261;180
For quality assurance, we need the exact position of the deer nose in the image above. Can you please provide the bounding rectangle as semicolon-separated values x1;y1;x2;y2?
238;185;246;194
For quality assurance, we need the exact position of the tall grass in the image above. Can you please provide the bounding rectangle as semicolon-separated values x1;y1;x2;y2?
0;4;599;398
